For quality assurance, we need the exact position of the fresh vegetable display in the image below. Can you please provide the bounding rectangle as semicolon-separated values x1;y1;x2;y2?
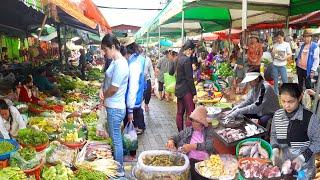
17;128;49;146
143;154;185;166
74;167;107;180
82;112;98;124
87;68;104;81
0;167;27;180
217;62;234;78
0;141;15;154
87;126;112;143
28;117;56;134
60;123;86;143
41;164;74;180
10;147;41;170
18;147;36;161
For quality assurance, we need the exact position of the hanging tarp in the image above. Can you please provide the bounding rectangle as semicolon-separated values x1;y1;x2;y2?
75;0;111;33
136;0;320;39
0;0;46;37
45;0;97;29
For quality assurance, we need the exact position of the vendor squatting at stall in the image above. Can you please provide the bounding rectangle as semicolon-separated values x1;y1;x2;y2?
271;83;320;179
0;99;26;138
166;106;214;180
226;71;280;127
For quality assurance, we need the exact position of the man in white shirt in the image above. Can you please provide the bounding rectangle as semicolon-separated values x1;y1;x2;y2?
272;31;292;94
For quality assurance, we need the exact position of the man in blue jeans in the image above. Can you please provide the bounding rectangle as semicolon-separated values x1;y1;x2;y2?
272;31;292;94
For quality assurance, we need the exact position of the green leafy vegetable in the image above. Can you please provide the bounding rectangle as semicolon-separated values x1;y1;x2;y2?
0;141;15;154
0;167;27;180
17;128;49;146
74;168;106;180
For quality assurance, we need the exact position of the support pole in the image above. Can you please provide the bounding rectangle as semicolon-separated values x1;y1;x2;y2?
285;15;290;30
241;0;248;62
37;15;48;43
64;25;68;71
147;30;149;51
181;10;185;45
158;26;161;62
57;24;63;66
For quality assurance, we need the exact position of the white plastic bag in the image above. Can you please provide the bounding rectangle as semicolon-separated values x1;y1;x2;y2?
96;106;108;134
302;92;312;110
122;122;138;152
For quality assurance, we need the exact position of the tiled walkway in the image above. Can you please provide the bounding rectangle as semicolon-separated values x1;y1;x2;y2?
124;97;178;179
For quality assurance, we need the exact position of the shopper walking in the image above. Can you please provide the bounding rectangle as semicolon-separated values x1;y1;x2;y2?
296;29;319;89
99;34;129;176
173;40;197;132
272;31;292;94
156;50;170;100
142;51;155;112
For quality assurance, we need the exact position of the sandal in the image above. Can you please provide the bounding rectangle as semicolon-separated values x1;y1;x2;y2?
136;128;145;135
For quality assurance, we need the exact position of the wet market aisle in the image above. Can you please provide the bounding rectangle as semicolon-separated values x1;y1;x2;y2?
124;97;178;179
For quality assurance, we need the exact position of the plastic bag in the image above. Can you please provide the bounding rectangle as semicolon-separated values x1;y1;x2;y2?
302;92;312;110
10;150;43;170
122;122;138;152
134;150;190;180
45;142;78;167
96;106;109;136
164;73;176;93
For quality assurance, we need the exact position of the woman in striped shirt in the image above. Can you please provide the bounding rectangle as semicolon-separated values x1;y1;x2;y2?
270;83;320;178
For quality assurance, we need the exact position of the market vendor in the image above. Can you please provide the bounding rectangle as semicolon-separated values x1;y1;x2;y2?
17;75;45;105
166;106;214;180
271;83;320;178
0;99;26;139
226;71;280;127
33;68;61;97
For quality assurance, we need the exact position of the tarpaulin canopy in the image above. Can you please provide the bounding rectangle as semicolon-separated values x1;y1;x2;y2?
248;10;320;30
74;0;111;33
136;0;320;38
0;0;46;37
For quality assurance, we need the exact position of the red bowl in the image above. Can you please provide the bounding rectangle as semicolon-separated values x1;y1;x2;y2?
20;141;49;152
60;140;87;149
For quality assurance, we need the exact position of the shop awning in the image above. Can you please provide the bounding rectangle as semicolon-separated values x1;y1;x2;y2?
76;0;111;33
136;0;320;38
45;0;97;29
0;0;46;37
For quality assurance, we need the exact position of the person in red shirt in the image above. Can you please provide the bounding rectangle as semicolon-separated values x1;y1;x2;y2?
18;75;42;105
247;32;263;72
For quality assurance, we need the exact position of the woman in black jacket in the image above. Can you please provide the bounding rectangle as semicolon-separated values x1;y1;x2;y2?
170;41;197;132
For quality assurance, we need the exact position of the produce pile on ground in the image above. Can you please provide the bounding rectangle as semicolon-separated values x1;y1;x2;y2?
74;167;107;180
87;68;104;81
0;167;27;180
41;164;74;180
1;68;117;179
143;154;185;166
